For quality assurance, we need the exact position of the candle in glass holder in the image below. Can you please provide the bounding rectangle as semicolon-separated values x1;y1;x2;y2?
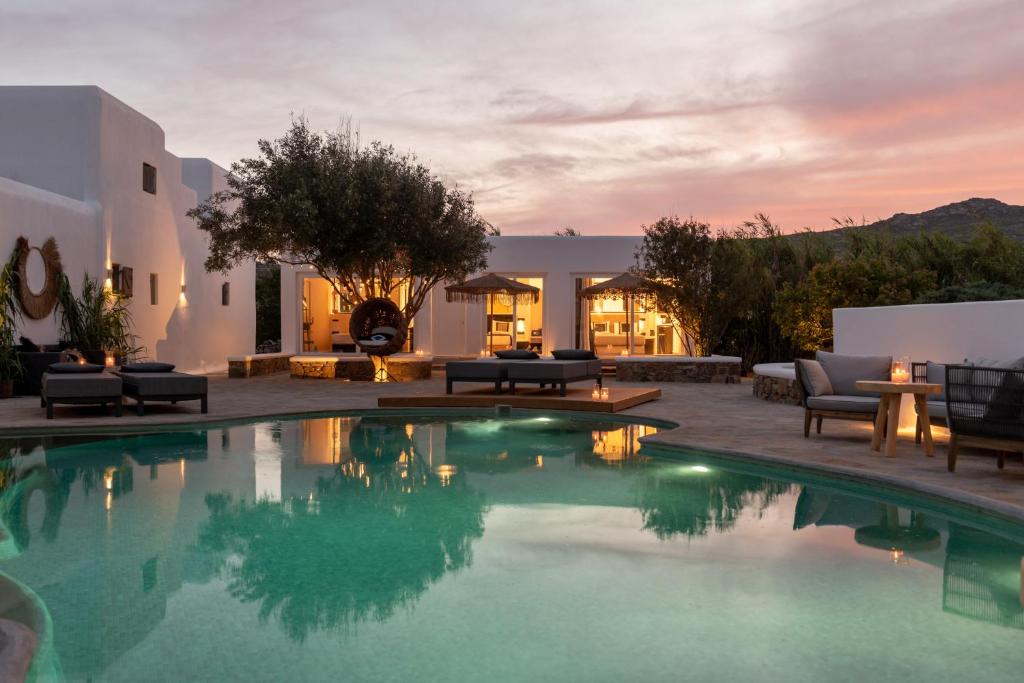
600;387;610;401
891;358;910;383
105;353;115;368
591;386;601;400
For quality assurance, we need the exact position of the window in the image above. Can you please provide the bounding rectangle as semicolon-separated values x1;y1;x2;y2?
149;273;159;305
111;264;133;298
221;282;230;306
142;163;157;194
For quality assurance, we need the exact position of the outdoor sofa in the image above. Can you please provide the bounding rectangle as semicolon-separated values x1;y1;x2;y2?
445;349;603;396
114;363;208;416
912;359;1024;471
41;363;123;419
795;351;892;437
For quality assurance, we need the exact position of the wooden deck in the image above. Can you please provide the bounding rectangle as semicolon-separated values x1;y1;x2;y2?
377;386;661;412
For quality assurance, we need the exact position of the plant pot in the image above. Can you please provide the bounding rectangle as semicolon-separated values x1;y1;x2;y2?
0;379;13;399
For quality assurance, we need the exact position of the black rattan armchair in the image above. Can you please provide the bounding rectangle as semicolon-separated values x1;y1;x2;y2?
945;364;1024;472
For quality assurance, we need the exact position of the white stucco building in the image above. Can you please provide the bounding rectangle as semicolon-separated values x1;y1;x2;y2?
281;236;687;358
0;86;254;373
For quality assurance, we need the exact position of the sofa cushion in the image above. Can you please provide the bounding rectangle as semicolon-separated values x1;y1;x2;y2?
119;371;207;396
551;349;598;360
42;372;122;398
121;362;175;373
795;359;832;397
816;351;891;397
446;360;509;380
495;349;539;360
983;357;1024;421
925;361;946;402
47;362;104;374
507;359;602;381
805;395;880;413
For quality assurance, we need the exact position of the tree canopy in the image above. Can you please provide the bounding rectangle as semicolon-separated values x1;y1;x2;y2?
188;119;492;327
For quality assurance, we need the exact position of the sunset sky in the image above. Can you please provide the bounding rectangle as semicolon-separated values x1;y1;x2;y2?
3;0;1022;234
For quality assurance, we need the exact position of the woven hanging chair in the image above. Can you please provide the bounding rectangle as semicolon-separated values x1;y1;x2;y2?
348;297;408;356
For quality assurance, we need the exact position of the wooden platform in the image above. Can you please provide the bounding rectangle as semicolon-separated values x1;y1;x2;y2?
377;386;661;412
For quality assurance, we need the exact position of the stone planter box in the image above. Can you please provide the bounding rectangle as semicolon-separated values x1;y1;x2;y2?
752;362;801;405
227;352;292;378
289;354;433;382
614;355;741;383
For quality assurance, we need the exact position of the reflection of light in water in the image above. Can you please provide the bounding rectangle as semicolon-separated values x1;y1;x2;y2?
591;425;656;464
180;458;186;485
435;464;457;486
689;465;711;473
105;491;113;511
535;455;544;468
104;468;114;491
890;548;909;566
535;417;553;423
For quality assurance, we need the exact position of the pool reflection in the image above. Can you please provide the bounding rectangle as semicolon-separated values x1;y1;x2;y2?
0;414;1023;683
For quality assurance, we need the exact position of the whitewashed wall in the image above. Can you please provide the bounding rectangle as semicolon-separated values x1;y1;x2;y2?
833;300;1024;426
0;86;254;373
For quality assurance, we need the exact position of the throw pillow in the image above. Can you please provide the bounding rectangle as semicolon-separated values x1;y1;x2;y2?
47;362;104;374
121;362;176;373
495;349;539;359
796;359;833;397
551;349;598;360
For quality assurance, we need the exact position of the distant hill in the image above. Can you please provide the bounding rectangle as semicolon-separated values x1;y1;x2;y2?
815;198;1024;242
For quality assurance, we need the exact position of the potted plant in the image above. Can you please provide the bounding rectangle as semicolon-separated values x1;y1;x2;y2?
56;274;141;365
0;250;22;398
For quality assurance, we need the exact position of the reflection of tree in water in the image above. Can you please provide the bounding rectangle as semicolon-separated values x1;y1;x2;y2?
637;462;792;539
197;420;488;643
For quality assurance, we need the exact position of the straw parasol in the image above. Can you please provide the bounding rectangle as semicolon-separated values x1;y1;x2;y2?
445;273;540;354
578;272;653;356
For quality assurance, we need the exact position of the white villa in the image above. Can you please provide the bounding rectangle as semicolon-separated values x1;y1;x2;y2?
0;86;254;373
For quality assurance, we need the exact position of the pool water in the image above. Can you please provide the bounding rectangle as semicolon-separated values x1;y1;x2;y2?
1;413;1023;682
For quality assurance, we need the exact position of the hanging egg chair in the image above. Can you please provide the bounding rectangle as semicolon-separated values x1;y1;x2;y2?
348;297;408;356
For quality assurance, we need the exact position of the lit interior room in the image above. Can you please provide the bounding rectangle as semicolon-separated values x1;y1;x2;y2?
486;276;544;352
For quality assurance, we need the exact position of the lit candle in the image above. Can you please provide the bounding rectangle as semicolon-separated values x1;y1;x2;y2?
479;349;487;357
600;387;610;401
620;349;628;356
592;387;601;400
105;353;115;368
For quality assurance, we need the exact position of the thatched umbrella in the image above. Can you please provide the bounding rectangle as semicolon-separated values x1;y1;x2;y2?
578;272;653;356
446;273;540;354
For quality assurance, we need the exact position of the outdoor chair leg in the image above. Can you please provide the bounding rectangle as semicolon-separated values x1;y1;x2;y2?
508;381;515;395
948;434;959;472
815;416;823;434
40;395;46;408
915;417;922;444
560;382;567;397
997;451;1006;470
46;402;54;419
803;410;812;438
446;379;453;394
114;401;123;417
136;400;145;417
201;395;208;414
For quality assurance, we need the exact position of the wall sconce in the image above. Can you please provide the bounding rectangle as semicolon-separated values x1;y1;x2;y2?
516;318;525;335
179;283;187;303
104;268;114;292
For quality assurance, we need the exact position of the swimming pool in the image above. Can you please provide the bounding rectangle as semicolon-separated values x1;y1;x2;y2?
1;412;1023;682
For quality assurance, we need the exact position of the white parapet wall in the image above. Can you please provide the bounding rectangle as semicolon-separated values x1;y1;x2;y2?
833;299;1024;427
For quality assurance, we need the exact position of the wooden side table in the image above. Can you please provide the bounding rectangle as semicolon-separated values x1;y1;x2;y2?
855;381;942;458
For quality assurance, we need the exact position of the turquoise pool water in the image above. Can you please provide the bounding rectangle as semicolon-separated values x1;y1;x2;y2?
1;413;1023;682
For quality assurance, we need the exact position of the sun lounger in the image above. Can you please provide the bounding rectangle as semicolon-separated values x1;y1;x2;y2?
115;363;208;416
41;363;123;419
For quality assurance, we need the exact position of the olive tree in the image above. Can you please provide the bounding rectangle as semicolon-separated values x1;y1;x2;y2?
188;119;492;331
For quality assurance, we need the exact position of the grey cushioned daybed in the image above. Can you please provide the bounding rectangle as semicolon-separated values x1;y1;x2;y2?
41;363;123;419
115;363;208;416
445;358;519;394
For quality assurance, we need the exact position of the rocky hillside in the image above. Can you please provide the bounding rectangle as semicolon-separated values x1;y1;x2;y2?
820;198;1024;241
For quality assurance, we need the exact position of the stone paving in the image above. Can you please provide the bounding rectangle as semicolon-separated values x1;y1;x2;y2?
1;372;1022;519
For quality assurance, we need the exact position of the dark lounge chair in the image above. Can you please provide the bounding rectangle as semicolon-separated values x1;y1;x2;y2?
114;363;208;416
41;363;123;419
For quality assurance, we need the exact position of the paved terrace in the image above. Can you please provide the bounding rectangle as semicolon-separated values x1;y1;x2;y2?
1;374;1022;521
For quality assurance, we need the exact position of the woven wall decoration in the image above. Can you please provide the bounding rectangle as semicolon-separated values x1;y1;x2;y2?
15;236;63;319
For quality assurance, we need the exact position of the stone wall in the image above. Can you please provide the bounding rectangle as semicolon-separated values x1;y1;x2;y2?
616;359;741;383
228;353;291;378
753;373;801;405
289;356;432;382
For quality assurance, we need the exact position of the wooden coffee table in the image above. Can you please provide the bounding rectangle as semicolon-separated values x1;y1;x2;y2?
855;381;942;458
